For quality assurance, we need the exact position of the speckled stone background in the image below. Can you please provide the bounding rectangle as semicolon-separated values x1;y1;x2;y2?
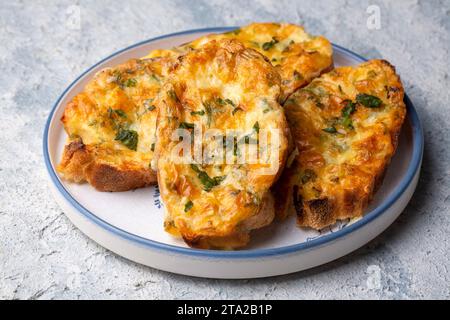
1;0;449;300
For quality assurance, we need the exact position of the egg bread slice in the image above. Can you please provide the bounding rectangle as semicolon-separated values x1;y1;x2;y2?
275;59;406;229
58;57;173;191
154;39;289;249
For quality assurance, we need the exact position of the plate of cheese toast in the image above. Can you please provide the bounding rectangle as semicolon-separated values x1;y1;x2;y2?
44;24;423;278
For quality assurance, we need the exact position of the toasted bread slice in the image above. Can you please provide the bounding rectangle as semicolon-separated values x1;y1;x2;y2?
145;23;334;101
58;57;173;191
274;60;406;229
154;39;289;249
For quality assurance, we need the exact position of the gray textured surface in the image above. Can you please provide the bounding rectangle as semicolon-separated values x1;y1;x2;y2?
1;0;449;300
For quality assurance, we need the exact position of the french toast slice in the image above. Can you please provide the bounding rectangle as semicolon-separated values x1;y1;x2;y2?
58;57;173;191
274;59;406;229
154;39;289;249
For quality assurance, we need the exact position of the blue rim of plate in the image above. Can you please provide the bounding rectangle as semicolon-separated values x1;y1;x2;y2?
43;27;424;259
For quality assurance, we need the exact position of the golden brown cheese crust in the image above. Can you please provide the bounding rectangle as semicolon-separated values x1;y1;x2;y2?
155;39;289;249
275;60;406;229
145;23;333;101
58;58;173;191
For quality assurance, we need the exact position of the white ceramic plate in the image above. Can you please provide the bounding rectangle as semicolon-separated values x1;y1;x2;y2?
44;27;423;279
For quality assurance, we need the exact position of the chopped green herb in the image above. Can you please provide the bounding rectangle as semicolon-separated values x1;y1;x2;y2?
356;93;382;108
336;100;357;130
253;121;260;133
216;98;235;108
224;99;235;107
190;110;205;116
144;99;155;111
151;74;160;82
151;143;155;151
341;117;354;129
114;109;127;118
237;121;260;145
342;100;356;118
115;129;138;150
190;164;225;191
303;87;326;108
213;175;226;184
184;200;193;212
124;78;137;87
338;84;343;94
262;37;279;51
216;98;226;105
179;122;195;130
232;107;242;115
108;108;127;119
322;126;337;134
190;164;202;174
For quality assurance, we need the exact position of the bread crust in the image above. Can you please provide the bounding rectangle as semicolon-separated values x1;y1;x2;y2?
58;139;156;192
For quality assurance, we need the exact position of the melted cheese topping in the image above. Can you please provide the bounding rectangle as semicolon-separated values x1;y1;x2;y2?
277;59;406;228
144;23;333;101
155;39;289;248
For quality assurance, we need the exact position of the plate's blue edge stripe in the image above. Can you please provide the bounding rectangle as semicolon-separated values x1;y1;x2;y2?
43;27;424;259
